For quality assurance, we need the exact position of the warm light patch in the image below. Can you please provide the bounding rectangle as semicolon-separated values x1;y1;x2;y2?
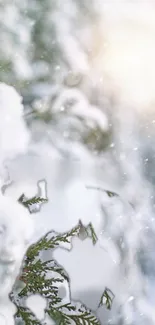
91;4;155;109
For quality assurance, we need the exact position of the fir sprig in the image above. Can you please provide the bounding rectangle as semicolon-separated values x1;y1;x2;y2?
98;288;115;310
87;223;98;245
13;187;116;325
85;185;118;198
47;303;100;325
15;306;43;325
12;225;101;325
25;225;80;263
24;197;48;207
18;194;48;208
78;221;98;245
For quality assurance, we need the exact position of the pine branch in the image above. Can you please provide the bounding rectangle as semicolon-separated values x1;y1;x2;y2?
69;312;100;325
24;197;48;206
98;288;115;310
13;188;116;325
78;221;98;245
18;194;48;208
12;224;102;325
25;225;80;263
85;184;135;210
15;306;43;325
48;303;100;325
85;185;118;197
87;223;98;245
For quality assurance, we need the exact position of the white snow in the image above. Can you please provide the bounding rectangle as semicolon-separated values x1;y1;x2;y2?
0;194;34;324
26;295;47;321
0;84;33;325
0;83;30;168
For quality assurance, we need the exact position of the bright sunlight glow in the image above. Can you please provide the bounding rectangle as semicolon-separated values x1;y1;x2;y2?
93;4;155;109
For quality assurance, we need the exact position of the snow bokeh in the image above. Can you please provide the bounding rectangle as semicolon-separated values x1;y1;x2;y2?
0;85;34;324
0;84;30;166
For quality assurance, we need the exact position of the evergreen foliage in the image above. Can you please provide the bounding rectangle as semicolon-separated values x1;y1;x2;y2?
18;194;48;208
98;288;115;310
11;195;114;324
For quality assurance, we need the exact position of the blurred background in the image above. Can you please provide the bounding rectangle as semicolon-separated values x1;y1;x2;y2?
2;1;155;324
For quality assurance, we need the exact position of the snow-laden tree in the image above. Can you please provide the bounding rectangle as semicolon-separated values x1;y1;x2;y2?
1;1;155;325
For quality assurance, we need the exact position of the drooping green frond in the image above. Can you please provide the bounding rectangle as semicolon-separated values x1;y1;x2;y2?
87;223;98;245
12;223;102;325
25;225;80;263
98;288;115;310
47;302;100;325
13;183;117;325
18;194;48;208
85;185;118;198
105;190;118;198
15;306;42;325
78;221;98;245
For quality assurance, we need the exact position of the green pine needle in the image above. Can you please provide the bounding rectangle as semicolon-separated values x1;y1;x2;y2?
13;188;115;325
18;194;48;208
15;306;43;325
48;304;100;325
78;221;98;245
12;223;101;325
85;185;118;198
98;288;115;310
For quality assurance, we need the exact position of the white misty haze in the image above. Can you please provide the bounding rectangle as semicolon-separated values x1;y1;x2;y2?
0;84;34;325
